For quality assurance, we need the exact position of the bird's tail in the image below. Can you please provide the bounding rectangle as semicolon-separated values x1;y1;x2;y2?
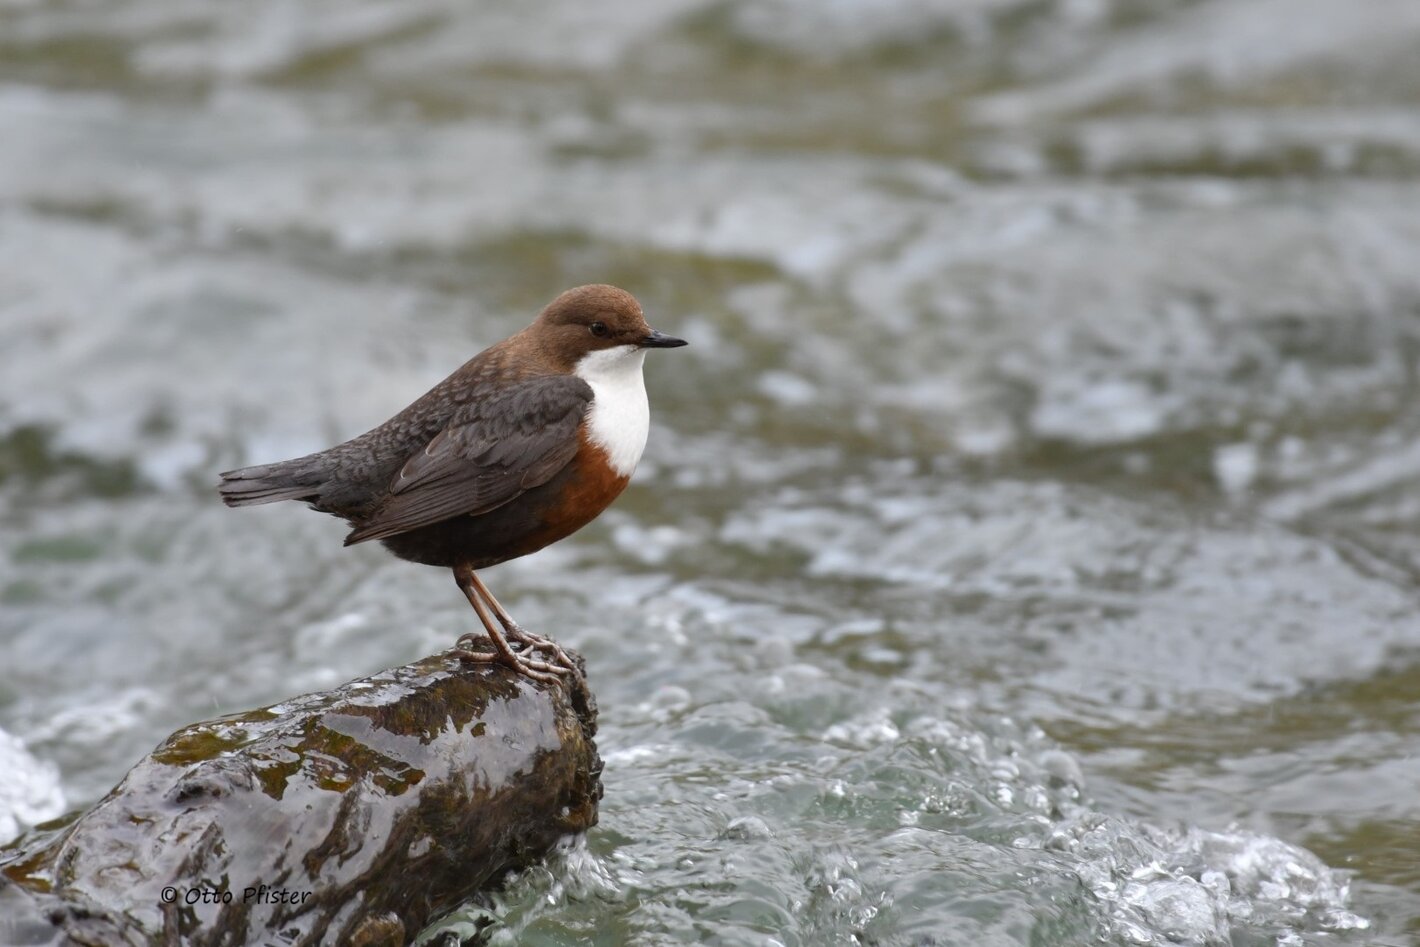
217;459;324;508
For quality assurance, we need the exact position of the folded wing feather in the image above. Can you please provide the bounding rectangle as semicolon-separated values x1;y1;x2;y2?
344;375;593;545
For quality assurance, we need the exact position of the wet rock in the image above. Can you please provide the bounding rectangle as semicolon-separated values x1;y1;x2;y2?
0;651;601;946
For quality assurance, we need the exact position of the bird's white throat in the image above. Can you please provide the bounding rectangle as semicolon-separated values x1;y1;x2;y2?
574;345;650;477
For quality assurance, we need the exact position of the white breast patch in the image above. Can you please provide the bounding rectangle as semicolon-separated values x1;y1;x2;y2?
574;345;650;477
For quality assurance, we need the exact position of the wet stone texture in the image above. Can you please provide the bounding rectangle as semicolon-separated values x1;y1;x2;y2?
0;654;601;946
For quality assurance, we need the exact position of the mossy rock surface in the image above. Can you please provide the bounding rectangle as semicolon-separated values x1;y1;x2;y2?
0;651;601;946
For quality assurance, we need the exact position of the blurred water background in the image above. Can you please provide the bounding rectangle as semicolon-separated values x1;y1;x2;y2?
3;1;1420;943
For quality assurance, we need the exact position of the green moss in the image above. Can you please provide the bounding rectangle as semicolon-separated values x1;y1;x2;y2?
151;723;257;767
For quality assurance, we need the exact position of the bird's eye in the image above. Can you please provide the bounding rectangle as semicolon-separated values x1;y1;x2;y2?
589;322;609;338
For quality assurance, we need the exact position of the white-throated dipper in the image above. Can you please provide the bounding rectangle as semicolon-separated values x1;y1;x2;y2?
218;284;686;683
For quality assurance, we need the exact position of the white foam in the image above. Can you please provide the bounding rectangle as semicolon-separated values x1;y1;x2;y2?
0;727;66;845
1047;818;1369;944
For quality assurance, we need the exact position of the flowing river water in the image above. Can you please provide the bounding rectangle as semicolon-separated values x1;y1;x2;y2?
3;1;1420;944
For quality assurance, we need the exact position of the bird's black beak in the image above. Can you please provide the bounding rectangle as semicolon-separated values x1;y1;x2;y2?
640;329;688;349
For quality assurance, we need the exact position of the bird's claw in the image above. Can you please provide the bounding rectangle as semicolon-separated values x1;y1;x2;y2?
453;632;578;682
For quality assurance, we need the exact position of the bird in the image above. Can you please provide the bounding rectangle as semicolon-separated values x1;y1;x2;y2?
218;284;687;683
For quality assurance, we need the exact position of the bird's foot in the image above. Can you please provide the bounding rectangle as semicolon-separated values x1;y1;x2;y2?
452;643;566;683
497;622;580;678
453;633;577;684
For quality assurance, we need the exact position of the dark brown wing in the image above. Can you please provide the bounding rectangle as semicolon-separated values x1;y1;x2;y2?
343;375;592;545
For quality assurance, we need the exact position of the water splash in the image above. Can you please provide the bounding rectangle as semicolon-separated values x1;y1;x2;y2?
0;727;65;846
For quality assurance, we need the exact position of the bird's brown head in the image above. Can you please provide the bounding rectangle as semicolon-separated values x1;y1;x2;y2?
524;284;687;372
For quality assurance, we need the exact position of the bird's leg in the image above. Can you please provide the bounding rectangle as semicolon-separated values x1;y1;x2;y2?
451;565;566;683
467;571;580;678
